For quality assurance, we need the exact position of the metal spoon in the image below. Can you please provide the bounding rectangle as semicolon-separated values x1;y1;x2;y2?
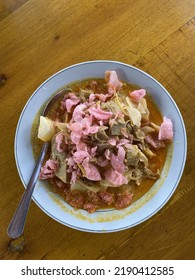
7;88;71;239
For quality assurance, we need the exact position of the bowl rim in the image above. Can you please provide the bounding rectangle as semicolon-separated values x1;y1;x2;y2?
14;60;187;232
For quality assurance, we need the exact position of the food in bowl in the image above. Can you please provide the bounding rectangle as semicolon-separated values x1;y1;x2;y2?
33;70;173;213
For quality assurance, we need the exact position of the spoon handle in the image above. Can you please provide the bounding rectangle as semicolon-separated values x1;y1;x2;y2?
7;142;49;239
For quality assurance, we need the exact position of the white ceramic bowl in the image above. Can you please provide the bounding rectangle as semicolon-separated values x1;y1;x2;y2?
15;60;187;232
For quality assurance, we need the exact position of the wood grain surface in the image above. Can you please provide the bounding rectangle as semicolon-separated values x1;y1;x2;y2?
0;0;194;260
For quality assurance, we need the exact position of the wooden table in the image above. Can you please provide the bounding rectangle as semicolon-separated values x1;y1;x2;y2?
0;0;194;260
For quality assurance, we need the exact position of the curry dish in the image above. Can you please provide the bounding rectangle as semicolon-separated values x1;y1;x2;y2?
32;71;173;213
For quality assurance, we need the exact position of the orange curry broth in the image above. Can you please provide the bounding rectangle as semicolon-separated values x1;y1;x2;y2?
32;79;167;207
